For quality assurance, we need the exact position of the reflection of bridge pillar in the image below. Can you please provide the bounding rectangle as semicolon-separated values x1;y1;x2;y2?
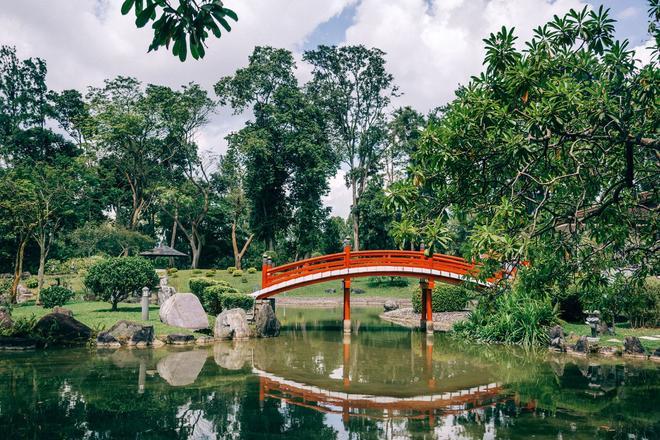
343;278;351;334
424;334;436;389
343;333;351;388
259;376;265;409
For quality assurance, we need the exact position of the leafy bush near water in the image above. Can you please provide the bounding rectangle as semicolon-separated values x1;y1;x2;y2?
202;284;253;315
411;284;474;313
40;286;74;308
453;289;558;346
189;278;229;299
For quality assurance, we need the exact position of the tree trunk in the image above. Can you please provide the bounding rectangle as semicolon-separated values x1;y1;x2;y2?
351;176;360;251
10;238;28;304
232;221;255;271
169;208;178;268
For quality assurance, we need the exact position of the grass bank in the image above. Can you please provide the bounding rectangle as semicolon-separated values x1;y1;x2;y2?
563;322;660;351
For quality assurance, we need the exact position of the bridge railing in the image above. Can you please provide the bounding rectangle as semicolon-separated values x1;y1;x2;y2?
261;249;485;288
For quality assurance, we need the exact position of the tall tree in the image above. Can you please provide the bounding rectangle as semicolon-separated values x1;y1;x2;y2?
384;106;425;185
392;6;659;290
304;45;397;250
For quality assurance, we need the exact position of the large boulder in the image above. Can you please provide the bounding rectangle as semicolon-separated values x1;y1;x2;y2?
0;307;12;329
623;336;645;355
159;293;208;330
254;303;280;338
34;313;92;345
157;350;207;386
383;300;399;312
214;308;250;340
102;320;154;346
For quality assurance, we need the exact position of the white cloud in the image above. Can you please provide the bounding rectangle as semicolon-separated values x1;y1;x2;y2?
323;171;353;218
343;0;587;112
617;6;640;20
633;39;655;66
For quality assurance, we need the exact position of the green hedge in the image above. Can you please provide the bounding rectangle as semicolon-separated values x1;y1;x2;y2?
226;266;236;274
189;278;229;298
232;269;244;277
202;284;253;315
247;267;257;274
40;286;74;309
411;284;474;313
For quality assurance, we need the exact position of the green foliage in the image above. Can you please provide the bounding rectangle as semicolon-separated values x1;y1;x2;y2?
40;286;74;309
205;270;216;277
220;291;254;312
232;269;243;277
411;284;473;313
121;0;238;61
192;269;202;274
188;277;225;299
166;267;178;274
84;257;159;311
25;278;38;289
0;315;36;337
226;266;236;274
246;267;257;274
367;277;409;288
454;289;558;346
240;276;248;283
202;285;254;315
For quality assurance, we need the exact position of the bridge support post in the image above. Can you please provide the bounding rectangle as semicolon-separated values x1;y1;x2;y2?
420;280;428;331
343;278;351;334
426;279;434;334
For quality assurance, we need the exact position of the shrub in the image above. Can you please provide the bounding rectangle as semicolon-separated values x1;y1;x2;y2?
189;278;222;298
624;277;660;328
167;267;178;274
64;256;105;275
221;291;254;312
247;267;257;274
412;284;473;313
25;278;39;289
84;257;159;311
192;269;202;275
241;276;248;283
226;266;236;274
205;270;216;277
202;284;240;315
40;286;74;308
232;269;244;277
368;276;409;288
0;315;36;337
454;289;558;346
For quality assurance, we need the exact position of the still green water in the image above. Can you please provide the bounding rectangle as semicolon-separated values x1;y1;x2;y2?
0;307;658;439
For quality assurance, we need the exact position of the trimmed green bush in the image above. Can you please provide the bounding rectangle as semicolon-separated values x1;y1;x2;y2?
205;270;216;277
189;277;225;298
232;269;244;277
221;291;254;311
241;276;248;283
226;266;237;274
25;278;39;289
412;284;473;313
368;276;409;288
167;267;178;274
40;286;74;309
202;284;239;315
247;267;257;274
84;257;159;311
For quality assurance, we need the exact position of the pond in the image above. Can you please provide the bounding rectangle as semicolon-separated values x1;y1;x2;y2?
1;306;658;439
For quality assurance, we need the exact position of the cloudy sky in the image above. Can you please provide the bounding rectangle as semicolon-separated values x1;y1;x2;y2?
0;0;652;217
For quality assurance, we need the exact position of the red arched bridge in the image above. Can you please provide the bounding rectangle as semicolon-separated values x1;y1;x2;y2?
252;245;515;334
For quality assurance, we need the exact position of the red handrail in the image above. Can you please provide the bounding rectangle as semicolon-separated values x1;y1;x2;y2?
261;249;492;288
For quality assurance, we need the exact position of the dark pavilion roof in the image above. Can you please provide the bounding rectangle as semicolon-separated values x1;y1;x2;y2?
139;245;188;258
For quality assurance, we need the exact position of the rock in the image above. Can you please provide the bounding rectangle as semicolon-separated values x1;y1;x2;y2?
105;320;154;346
0;336;37;350
34;313;92;345
96;331;119;344
159;293;208;330
214;308;250;340
158;286;176;305
16;285;34;304
254;303;280;338
52;306;73;317
0;307;12;329
195;336;215;345
351;288;365;294
166;334;195;345
157;350;207;386
573;336;589;353
598;321;612;336
548;325;565;351
383;300;399;312
598;346;618;357
324;288;336;294
623;336;645;355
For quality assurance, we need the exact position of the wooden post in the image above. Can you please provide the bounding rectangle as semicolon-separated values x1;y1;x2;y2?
426;279;434;334
420;279;428;331
343;278;351;334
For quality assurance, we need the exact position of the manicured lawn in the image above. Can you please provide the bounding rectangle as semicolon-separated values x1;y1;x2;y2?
563;322;660;351
47;269;414;299
12;301;208;336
